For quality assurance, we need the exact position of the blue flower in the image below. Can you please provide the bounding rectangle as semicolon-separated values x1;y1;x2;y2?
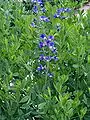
40;16;50;22
30;22;36;27
44;56;52;61
33;5;38;13
52;56;58;61
31;0;43;6
37;0;43;6
54;8;71;18
45;40;50;46
45;41;55;50
64;8;71;12
57;8;71;13
52;47;57;53
57;8;65;13
39;54;44;60
48;42;55;51
48;42;54;47
31;0;37;3
41;7;46;12
48;73;53;77
39;42;44;48
37;0;42;3
54;13;60;18
39;55;52;62
37;64;44;71
44;18;50;22
48;35;54;40
40;34;46;40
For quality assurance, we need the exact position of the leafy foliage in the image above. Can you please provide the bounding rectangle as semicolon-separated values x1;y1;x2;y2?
0;0;90;120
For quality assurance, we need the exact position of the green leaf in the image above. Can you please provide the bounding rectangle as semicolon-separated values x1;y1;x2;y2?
72;64;79;68
19;96;29;103
88;55;90;64
47;87;51;98
80;107;87;119
38;102;46;110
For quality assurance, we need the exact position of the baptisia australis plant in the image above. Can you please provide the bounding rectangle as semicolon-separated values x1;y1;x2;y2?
37;34;58;77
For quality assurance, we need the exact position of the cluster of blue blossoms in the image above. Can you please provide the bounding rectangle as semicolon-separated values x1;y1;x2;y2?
31;0;50;26
30;1;71;77
54;8;71;18
39;34;56;53
37;34;58;72
31;7;71;27
31;0;45;13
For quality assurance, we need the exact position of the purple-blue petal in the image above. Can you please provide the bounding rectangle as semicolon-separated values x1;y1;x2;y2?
53;56;58;61
30;22;36;27
52;48;57;53
40;34;46;39
37;64;43;71
45;40;51;45
49;42;54;47
37;0;43;4
39;54;44;60
41;7;46;12
54;14;60;18
64;8;71;12
57;8;65;13
39;42;44;48
48;35;54;40
33;5;38;13
44;18;50;22
44;56;52;61
48;73;53;77
31;0;37;3
40;16;50;22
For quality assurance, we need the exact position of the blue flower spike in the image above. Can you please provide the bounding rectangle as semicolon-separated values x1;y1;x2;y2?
38;34;58;74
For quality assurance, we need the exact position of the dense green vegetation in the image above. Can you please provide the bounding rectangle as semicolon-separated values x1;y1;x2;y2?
0;0;90;120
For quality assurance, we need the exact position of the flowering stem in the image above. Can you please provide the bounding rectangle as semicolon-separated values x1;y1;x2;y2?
45;61;49;88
